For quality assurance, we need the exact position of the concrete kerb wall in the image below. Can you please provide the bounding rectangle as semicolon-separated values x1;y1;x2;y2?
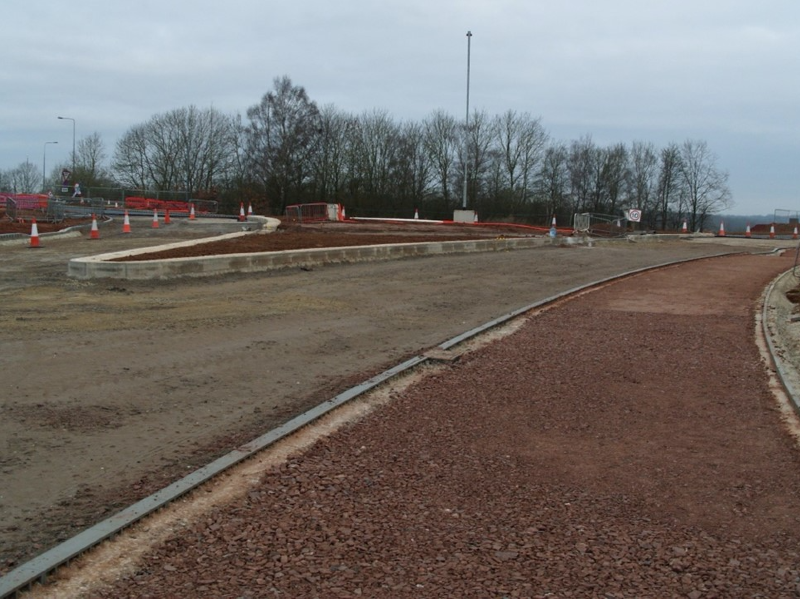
69;229;564;280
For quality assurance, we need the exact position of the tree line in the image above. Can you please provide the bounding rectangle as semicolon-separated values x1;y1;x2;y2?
1;75;732;231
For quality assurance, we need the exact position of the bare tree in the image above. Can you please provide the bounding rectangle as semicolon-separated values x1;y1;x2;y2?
73;132;114;187
423;110;460;211
538;142;569;217
113;124;151;189
600;143;628;215
678;139;732;231
310;105;354;203
349;108;399;205
495;110;548;206
627;141;658;227
462;109;495;211
4;160;40;194
391;121;431;215
245;75;321;213
0;168;11;193
113;106;237;194
655;142;683;230
567;135;597;214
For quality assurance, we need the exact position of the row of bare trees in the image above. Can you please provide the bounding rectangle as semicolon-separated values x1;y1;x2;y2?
1;76;732;230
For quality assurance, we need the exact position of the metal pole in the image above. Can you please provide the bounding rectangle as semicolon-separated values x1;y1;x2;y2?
462;31;472;210
42;141;58;192
57;116;76;179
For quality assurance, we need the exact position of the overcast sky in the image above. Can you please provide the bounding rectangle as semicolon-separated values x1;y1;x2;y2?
3;0;799;215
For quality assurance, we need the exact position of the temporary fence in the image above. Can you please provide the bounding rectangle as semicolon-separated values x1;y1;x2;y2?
123;196;217;214
285;203;343;223
774;209;799;226
572;212;628;237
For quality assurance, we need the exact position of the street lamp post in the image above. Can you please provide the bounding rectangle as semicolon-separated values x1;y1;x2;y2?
462;31;472;210
57;116;75;182
42;141;58;192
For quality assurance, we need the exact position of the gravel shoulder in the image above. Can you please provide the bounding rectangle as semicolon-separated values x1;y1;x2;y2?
0;221;796;588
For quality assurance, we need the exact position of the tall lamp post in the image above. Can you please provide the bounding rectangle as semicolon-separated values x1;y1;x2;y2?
462;31;472;210
42;141;58;192
57;116;75;181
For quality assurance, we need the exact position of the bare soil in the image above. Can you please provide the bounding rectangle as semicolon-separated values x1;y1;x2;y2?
0;218;800;597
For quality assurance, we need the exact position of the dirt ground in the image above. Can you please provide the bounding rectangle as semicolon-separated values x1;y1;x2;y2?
0;217;796;584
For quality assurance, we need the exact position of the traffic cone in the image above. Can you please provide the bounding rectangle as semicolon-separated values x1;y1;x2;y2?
29;219;40;248
238;203;246;222
745;223;751;238
152;209;159;229
681;220;688;234
794;226;798;240
247;203;253;216
552;215;557;227
770;223;776;239
90;214;100;239
718;221;725;237
414;208;419;219
122;210;132;233
341;206;346;220
164;209;171;225
189;203;196;220
474;212;478;223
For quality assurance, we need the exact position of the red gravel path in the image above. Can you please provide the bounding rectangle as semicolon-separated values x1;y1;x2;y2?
52;254;800;598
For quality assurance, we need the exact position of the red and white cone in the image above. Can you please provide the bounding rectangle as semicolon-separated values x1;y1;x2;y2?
122;210;132;233
745;223;751;238
414;208;419;219
794;226;798;240
247;203;253;216
90;214;100;239
552;215;557;227
718;221;725;237
152;209;159;229
770;223;776;239
341;206;346;220
189;203;196;220
681;220;688;233
474;212;478;223
164;208;171;225
238;203;246;222
29;219;40;248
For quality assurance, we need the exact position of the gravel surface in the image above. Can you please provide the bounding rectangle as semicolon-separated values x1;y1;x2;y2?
25;251;800;598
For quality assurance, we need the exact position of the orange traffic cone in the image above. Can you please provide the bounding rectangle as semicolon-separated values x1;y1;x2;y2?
770;223;776;239
122;210;132;233
718;221;725;237
164;208;171;225
152;209;159;229
90;214;100;239
29;219;40;248
745;223;751;238
189;203;196;220
681;220;688;233
238;203;246;222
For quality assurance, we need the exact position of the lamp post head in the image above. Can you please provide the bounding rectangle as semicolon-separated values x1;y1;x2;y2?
466;31;472;38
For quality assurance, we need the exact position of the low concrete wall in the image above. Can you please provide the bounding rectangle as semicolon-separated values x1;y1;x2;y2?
68;235;554;280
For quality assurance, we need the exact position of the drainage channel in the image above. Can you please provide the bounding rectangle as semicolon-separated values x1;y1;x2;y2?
0;251;745;599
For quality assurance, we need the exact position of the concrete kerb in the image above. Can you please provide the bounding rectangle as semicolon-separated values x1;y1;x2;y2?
69;237;551;280
68;223;566;280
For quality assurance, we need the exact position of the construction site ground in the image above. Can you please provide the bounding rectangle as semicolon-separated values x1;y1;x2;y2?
2;216;800;597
